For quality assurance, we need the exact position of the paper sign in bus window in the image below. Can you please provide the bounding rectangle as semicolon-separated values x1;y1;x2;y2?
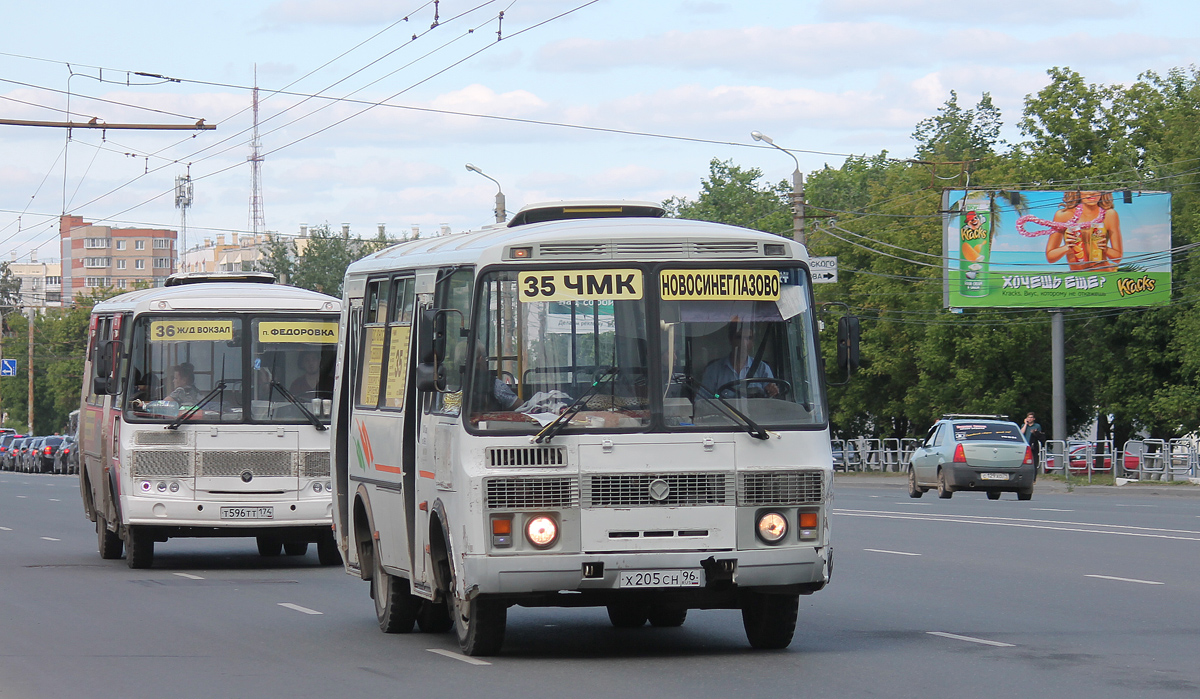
517;270;643;302
258;321;339;343
150;320;234;341
660;270;781;301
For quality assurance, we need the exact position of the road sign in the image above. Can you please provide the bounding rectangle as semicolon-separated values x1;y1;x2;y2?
810;256;838;284
0;359;16;377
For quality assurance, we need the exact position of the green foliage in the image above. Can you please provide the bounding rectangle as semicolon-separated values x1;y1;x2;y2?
259;224;396;298
670;66;1200;441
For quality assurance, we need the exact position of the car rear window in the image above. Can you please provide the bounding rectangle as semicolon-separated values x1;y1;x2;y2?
42;437;63;446
953;423;1024;442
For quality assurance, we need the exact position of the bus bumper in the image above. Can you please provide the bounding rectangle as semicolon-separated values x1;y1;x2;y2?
124;496;333;528
461;545;830;596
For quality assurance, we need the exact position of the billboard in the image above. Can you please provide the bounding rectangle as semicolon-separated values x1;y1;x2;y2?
943;190;1171;308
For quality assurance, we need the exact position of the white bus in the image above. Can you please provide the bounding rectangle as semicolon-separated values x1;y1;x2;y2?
80;272;342;568
332;202;851;655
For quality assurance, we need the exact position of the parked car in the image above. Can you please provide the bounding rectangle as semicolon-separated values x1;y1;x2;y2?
21;437;45;473
1065;443;1139;474
907;414;1036;500
0;434;24;471
53;436;77;475
33;436;64;474
4;437;28;471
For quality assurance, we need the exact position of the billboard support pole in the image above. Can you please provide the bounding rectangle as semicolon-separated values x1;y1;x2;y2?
1051;311;1066;442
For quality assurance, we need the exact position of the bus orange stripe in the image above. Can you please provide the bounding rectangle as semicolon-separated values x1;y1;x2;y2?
374;464;402;474
418;470;436;479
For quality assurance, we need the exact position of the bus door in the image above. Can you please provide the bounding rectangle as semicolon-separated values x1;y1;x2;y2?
353;278;411;575
82;313;118;523
414;266;473;594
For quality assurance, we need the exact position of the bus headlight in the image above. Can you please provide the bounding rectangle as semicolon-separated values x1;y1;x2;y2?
312;481;323;493
525;515;558;549
756;512;788;544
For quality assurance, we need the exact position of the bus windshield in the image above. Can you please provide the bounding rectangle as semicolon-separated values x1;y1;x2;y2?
468;269;650;432
125;314;337;424
659;266;825;429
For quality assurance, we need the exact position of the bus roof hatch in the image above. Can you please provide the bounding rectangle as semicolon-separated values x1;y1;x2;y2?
507;200;665;228
164;271;277;287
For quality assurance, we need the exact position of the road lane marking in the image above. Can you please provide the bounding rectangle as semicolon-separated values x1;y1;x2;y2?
173;572;205;580
16;496;26;499
41;537;60;541
928;631;1014;647
425;648;492;666
1085;574;1163;585
48;499;59;502
834;509;1200;542
863;548;921;556
0;527;11;531
1030;508;1073;512
278;603;323;615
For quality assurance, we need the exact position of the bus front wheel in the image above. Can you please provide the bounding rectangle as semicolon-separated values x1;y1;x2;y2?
125;526;154;569
445;561;506;656
97;516;122;560
741;590;798;649
372;541;418;633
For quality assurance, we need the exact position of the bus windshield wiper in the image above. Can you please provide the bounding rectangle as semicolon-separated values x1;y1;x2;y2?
166;381;226;430
534;367;619;444
681;376;769;441
269;381;328;431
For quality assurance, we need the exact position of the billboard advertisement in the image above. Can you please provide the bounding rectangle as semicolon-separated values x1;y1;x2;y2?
943;190;1171;308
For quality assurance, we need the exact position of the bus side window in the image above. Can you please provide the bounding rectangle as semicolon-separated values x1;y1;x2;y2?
431;267;473;415
86;315;114;405
356;279;390;409
382;276;415;410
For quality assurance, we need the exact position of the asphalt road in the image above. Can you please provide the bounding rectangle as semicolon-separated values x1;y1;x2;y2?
2;471;1198;699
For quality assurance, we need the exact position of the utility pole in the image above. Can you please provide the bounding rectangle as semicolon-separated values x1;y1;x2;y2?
175;173;193;270
26;307;34;435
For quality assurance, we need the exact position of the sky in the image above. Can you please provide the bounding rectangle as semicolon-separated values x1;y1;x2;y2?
1;0;1198;261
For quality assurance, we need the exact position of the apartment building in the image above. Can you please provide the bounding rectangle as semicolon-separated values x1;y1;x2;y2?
59;215;177;299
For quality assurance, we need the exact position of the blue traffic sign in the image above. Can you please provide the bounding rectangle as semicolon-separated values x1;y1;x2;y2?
0;359;16;377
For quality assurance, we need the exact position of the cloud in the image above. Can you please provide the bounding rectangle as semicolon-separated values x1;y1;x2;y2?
817;0;1139;24
260;0;418;27
533;22;1194;76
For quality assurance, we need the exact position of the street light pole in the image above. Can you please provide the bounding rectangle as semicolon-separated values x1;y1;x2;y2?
751;131;805;246
465;164;507;224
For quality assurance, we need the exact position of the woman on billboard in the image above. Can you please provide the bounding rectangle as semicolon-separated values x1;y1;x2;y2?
1043;191;1123;271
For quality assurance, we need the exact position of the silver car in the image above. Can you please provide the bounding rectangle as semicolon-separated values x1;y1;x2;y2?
907;415;1035;500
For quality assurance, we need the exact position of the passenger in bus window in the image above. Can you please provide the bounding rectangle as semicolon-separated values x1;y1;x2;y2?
168;363;201;405
289;351;328;397
700;323;779;398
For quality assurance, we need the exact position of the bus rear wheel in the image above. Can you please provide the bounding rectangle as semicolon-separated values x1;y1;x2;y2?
606;603;648;628
256;536;283;556
97;516;122;560
647;607;687;627
446;562;506;656
741;590;798;649
372;542;418;633
316;532;341;566
284;541;309;556
125;526;154;569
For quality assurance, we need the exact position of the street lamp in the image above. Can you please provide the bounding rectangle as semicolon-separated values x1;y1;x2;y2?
751;131;806;246
465;163;507;224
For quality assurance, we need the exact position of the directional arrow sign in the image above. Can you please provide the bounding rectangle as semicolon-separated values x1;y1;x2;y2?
0;359;16;377
810;256;838;284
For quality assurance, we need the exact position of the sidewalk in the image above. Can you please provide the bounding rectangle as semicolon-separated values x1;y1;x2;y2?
833;471;1200;498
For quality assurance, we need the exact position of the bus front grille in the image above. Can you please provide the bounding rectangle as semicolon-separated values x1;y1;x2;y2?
738;470;824;506
131;450;192;477
134;430;190;446
485;477;579;510
301;451;330;477
197;451;295;477
585;473;731;507
487;446;566;468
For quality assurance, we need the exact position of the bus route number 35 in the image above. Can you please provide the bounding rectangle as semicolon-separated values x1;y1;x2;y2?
517;269;643;303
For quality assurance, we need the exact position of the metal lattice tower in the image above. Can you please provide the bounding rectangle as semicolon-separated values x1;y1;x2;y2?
247;67;265;235
175;173;193;269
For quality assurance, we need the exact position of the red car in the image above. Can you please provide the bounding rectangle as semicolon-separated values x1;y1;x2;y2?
1066;444;1139;474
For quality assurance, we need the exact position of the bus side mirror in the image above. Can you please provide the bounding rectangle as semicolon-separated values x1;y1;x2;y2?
837;316;860;372
416;310;448;392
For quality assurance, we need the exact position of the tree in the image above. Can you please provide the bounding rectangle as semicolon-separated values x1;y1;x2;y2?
262;224;396;298
912;91;1003;162
663;159;791;235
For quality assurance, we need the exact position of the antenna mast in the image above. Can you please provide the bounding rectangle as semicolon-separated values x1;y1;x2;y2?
175;171;193;270
248;66;266;235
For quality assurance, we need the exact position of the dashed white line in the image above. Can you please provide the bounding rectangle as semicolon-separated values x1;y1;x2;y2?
15;496;26;499
425;648;492;666
173;572;205;580
278;603;323;615
1030;508;1073;512
1085;574;1163;585
863;548;921;556
0;527;11;531
41;537;60;542
48;499;60;502
928;631;1014;647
